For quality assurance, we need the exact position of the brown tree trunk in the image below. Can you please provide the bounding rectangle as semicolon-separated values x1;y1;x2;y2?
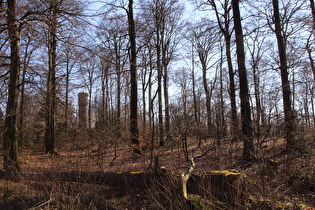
307;0;315;81
232;0;255;162
156;12;164;147
272;0;297;153
163;53;170;145
309;0;315;36
306;36;315;81
114;41;121;136
191;45;202;146
200;56;212;137
3;0;21;172
225;38;238;142
45;1;58;155
253;61;262;145
128;0;140;154
210;0;238;141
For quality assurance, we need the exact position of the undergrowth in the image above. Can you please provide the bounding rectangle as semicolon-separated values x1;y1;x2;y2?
0;134;314;209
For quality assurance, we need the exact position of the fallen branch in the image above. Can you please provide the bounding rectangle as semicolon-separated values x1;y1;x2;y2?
32;198;54;209
181;145;216;199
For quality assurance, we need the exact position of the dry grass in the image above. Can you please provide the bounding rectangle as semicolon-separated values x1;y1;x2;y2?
0;131;315;209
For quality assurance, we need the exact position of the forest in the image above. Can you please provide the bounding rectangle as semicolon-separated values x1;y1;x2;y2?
0;0;315;209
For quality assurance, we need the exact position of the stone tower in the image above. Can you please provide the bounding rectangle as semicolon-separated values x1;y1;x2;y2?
78;92;88;128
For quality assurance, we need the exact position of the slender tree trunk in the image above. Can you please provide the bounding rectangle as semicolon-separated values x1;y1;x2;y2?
210;0;238;141
128;0;140;154
225;38;238;141
232;0;255;162
272;0;297;153
104;66;109;125
163;57;170;144
219;44;226;143
199;51;212;137
141;63;147;131
306;36;315;81
88;80;92;128
157;28;164;147
191;44;202;146
115;42;121;137
311;89;315;130
19;62;26;148
65;53;70;131
204;72;212;137
309;0;315;37
3;0;21;172
45;6;58;154
253;63;262;145
148;48;153;129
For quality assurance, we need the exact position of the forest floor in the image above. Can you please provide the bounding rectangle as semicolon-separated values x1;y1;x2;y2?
0;131;315;209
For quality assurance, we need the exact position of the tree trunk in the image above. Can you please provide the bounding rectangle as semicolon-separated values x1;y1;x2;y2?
141;59;147;132
19;61;26;148
201;60;212;137
45;1;58;155
210;0;238;141
3;0;21;172
219;44;226;144
197;45;213;137
128;0;140;154
115;41;121;136
272;0;297;153
232;0;255;162
156;22;164;147
306;36;315;81
191;44;202;146
225;38;238;142
64;50;72;132
309;0;315;37
253;61;262;145
163;54;170;145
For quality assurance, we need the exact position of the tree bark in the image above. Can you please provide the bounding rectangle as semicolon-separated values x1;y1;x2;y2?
200;54;212;137
114;40;121;136
3;0;21;172
232;0;255;162
163;51;170;145
210;0;238;141
272;0;297;153
128;0;140;154
154;3;164;147
309;0;315;37
45;0;58;155
307;0;315;80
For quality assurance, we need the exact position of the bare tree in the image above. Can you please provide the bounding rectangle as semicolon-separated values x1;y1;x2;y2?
189;21;219;137
272;0;298;153
3;0;21;172
141;0;183;146
44;0;58;154
232;0;255;162
39;0;85;154
128;0;140;154
244;26;269;146
206;0;238;141
97;16;129;137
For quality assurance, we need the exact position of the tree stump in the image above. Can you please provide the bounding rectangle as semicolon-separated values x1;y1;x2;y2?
187;170;244;208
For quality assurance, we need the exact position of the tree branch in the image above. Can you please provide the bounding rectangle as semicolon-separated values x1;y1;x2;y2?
181;145;216;199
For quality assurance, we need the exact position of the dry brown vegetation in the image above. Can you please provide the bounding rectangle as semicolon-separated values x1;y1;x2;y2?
0;130;315;209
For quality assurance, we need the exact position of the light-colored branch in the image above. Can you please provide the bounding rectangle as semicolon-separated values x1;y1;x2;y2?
181;145;216;199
